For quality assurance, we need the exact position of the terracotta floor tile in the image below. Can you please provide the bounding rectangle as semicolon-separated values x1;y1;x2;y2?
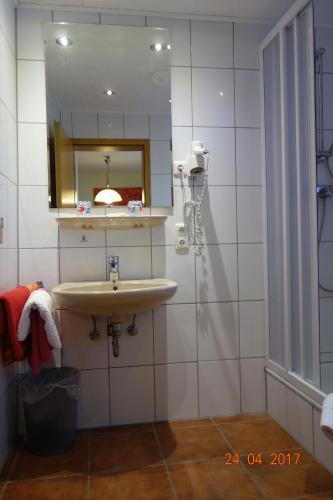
155;418;212;430
2;477;87;500
214;413;270;425
91;431;162;473
244;450;333;499
93;422;154;437
220;418;299;454
10;439;89;481
157;425;230;464
90;466;174;500
169;459;264;500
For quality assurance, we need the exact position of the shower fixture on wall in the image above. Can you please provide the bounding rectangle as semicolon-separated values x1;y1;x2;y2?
316;47;333;293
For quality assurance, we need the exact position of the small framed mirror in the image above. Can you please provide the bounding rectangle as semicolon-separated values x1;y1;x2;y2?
44;23;172;208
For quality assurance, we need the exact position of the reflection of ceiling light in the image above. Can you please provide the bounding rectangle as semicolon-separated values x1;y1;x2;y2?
94;155;122;205
219;91;224;96
150;43;170;52
104;89;115;96
56;36;73;47
169;99;172;103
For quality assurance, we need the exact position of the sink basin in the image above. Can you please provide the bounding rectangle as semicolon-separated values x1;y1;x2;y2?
52;279;178;320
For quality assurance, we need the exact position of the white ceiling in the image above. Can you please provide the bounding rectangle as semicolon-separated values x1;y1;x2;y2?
19;0;295;22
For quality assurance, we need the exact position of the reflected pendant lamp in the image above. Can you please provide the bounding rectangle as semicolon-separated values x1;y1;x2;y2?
94;155;122;205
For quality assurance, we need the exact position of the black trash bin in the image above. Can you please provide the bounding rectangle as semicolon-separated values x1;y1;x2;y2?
20;367;80;456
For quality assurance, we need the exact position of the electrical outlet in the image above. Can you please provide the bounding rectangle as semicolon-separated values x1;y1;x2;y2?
176;237;188;249
175;223;186;237
173;160;187;178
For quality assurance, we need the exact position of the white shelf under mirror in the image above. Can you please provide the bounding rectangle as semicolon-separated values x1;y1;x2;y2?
55;214;167;230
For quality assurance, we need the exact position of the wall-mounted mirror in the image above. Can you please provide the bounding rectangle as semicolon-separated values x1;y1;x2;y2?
44;23;172;208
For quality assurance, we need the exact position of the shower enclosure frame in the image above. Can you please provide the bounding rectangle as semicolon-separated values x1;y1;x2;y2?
260;0;325;405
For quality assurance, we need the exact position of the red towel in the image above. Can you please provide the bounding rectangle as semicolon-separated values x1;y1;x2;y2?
0;286;30;364
27;310;53;375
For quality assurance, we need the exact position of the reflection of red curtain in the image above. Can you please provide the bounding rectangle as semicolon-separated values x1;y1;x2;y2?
93;187;143;206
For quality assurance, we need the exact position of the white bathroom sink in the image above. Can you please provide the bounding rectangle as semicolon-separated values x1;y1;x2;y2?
52;279;178;320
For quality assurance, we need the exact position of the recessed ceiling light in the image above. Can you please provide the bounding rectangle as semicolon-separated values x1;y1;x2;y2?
151;42;162;52
219;91;224;96
167;44;171;50
56;36;73;47
104;89;115;96
169;99;172;103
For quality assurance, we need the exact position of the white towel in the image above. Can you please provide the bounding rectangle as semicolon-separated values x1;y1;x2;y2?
321;394;333;442
18;289;62;349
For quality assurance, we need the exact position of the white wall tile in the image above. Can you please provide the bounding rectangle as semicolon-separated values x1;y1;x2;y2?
107;227;151;247
19;248;59;291
151;185;187;246
196;244;238;303
236;128;262;185
191;21;233;68
72;112;98;138
0;104;16;183
6;249;18;289
0;249;7;294
237;186;263;243
150;113;171;140
151;174;172;207
193;127;236;186
61;310;108;370
17;8;52;61
235;70;260;128
19;186;58;248
18;123;48;185
286;388;313;453
155;363;198;421
109;310;154;367
150;141;171;175
0;0;15;54
147;17;191;67
17;60;46;123
171;67;192;127
238;244;264;300
152;246;195;303
171;126;192;178
110;366;155;425
98;112;124;138
239;301;265;358
0;175;7;249
267;373;287;429
78;369;110;429
197;302;239;361
234;23;271;70
192;68;234;127
60;247;106;282
313;408;333;475
0;36;15;121
199;360;240;417
59;228;106;248
106;246;151;279
6;181;17;249
198;186;237;244
124;113;149;138
53;11;99;23
154;304;197;363
100;13;145;26
319;298;333;353
241;358;266;413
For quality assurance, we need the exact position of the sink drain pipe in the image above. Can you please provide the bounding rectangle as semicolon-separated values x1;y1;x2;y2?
107;321;122;357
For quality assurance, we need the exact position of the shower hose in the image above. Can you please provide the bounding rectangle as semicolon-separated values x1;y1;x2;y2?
318;158;333;293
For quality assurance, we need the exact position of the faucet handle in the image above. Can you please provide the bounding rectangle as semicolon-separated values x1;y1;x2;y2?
109;255;119;270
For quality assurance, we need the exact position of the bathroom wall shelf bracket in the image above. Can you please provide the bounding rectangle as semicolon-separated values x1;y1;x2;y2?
55;214;167;230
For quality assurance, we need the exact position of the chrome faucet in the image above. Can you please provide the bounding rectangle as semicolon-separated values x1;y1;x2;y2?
108;256;119;283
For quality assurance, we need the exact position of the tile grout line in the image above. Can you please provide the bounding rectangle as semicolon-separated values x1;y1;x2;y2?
212;420;270;500
153;427;179;500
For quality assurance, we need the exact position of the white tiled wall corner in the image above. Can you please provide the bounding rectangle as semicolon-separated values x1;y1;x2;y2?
266;373;287;429
78;369;110;429
197;302;239;361
154;304;197;364
240;357;266;413
199;360;240;417
110;366;155;425
286;388;314;453
155;362;198;421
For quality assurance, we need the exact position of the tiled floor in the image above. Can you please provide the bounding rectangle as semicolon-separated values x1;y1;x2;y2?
1;413;333;499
